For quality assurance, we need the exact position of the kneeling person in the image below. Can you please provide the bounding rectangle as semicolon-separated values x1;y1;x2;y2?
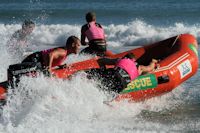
97;53;158;92
80;12;113;57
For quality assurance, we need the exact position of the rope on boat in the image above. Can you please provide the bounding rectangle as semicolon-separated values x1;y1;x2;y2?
171;35;180;48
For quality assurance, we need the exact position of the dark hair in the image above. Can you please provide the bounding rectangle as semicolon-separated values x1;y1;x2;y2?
66;36;79;49
123;53;135;59
85;12;96;23
22;19;35;28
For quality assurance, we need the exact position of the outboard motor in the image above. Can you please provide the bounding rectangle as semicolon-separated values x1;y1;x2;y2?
7;62;43;87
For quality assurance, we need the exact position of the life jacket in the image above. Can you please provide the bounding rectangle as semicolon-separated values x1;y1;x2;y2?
85;22;105;42
41;48;67;67
116;58;139;81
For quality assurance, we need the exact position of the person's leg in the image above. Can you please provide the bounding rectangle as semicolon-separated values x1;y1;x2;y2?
115;72;131;92
96;68;118;92
107;68;131;93
94;45;107;57
22;52;43;70
22;52;42;63
80;46;94;55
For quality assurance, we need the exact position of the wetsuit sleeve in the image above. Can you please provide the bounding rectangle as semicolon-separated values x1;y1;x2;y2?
81;25;88;46
97;58;119;67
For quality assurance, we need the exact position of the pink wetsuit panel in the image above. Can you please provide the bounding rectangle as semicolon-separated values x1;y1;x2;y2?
85;22;105;41
116;58;139;81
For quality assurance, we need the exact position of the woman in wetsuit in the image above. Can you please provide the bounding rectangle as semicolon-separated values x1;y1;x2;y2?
80;12;113;57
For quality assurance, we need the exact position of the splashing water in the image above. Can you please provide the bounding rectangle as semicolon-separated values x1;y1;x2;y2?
0;20;199;132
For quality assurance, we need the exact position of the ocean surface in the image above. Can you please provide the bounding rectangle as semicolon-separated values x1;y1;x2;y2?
0;0;200;132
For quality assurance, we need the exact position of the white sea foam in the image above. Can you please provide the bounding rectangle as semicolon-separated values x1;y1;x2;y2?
1;19;200;50
1;73;196;133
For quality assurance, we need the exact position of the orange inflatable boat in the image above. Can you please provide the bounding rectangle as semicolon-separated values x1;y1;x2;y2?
115;33;198;101
0;33;198;104
52;33;199;102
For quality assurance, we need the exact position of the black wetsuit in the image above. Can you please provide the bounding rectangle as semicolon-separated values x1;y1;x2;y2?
22;52;43;65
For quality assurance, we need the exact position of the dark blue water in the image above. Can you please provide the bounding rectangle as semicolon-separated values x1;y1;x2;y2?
0;0;200;25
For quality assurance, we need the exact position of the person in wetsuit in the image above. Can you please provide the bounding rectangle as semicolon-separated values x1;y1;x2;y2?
97;53;158;93
22;36;81;72
80;12;113;57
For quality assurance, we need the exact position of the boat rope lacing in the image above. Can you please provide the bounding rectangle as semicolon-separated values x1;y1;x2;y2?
171;35;180;48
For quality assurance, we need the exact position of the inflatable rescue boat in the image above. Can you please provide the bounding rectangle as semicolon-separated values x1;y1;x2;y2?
0;33;198;104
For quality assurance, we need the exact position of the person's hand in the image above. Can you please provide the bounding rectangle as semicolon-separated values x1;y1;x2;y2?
152;59;160;69
48;68;52;73
48;68;56;78
48;68;54;77
152;59;158;63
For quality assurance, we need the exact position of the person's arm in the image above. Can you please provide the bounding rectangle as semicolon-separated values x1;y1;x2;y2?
48;49;66;72
81;25;88;46
138;59;158;74
97;58;119;67
48;51;56;72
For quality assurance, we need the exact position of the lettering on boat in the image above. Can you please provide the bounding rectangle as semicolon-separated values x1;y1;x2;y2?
122;74;157;93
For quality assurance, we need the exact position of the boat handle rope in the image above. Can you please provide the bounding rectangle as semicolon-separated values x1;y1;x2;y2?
171;35;180;48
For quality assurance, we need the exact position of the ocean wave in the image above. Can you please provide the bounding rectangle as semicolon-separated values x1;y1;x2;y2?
1;72;199;133
105;20;200;47
1;20;199;50
0;19;199;80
